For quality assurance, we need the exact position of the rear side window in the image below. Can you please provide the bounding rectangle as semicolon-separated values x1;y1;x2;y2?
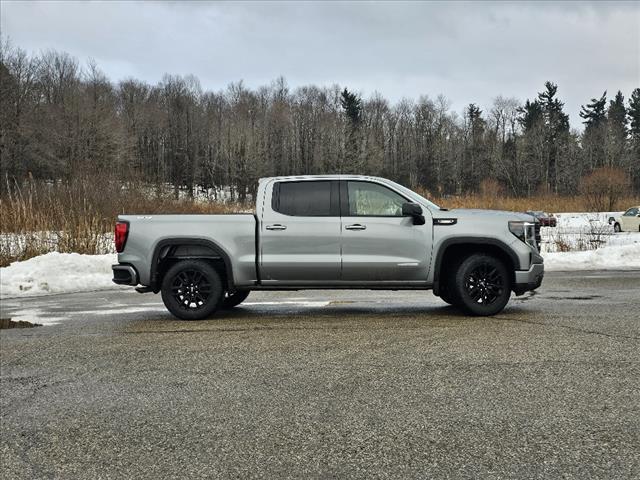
272;181;337;216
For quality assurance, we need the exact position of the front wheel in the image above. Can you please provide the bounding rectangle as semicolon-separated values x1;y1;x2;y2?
221;290;250;309
450;254;511;316
161;260;223;320
438;284;457;306
614;223;621;233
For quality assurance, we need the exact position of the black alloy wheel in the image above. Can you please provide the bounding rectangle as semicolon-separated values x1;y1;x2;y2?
161;260;223;320
450;254;511;316
464;262;504;306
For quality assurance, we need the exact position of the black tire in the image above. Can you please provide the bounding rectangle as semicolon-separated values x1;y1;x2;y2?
221;289;250;309
450;254;511;316
614;223;621;233
439;291;456;306
161;260;223;320
438;281;457;306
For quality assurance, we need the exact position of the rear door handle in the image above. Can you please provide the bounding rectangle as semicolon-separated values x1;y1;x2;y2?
345;224;366;231
266;224;287;231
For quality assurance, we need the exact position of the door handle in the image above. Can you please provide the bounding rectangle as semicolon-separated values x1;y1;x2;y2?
266;224;287;231
345;224;366;231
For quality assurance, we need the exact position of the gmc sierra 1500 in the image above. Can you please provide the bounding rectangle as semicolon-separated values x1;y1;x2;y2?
112;175;543;319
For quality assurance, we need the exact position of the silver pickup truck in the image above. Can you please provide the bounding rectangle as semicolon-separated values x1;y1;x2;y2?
112;175;544;319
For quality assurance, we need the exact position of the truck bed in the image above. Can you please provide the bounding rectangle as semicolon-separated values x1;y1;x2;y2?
117;214;257;286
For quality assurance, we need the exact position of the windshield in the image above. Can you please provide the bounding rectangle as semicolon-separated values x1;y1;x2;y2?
385;180;441;210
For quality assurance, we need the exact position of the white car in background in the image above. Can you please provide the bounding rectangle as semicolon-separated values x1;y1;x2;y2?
612;206;640;232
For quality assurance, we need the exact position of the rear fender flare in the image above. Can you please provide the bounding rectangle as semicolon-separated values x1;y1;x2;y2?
150;238;234;291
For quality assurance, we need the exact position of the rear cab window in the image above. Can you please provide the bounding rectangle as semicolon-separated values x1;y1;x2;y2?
272;181;339;216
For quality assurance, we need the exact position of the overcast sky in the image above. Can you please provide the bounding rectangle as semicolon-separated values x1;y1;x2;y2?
2;1;638;126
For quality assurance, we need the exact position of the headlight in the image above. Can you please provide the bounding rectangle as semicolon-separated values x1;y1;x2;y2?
509;221;537;249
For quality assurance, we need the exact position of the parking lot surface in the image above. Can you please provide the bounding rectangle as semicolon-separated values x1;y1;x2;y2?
1;271;639;479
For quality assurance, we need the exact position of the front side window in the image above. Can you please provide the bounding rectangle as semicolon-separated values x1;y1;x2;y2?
272;181;334;216
347;181;406;216
624;208;638;216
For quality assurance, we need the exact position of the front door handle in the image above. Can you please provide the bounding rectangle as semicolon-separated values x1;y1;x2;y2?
266;224;287;231
345;224;366;231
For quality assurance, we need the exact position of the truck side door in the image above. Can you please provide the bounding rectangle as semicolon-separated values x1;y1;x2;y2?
340;180;432;283
259;180;341;283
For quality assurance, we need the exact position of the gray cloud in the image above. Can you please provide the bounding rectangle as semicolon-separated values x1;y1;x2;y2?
2;0;638;125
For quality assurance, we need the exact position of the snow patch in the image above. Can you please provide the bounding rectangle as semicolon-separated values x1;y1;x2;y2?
6;308;66;326
0;252;121;299
242;301;330;307
543;244;640;271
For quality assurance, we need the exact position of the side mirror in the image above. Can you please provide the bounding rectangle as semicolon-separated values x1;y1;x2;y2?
402;202;425;225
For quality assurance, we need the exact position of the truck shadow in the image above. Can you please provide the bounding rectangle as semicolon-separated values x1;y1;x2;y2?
121;301;540;334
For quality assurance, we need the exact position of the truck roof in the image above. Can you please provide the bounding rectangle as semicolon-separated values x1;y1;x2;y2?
259;174;388;183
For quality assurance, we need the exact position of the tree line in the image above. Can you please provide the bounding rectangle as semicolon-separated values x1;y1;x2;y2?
1;40;638;201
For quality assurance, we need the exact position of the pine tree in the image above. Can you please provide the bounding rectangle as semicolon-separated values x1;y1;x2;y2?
462;104;487;192
538;82;570;134
605;91;627;168
628;88;640;191
340;88;362;125
580;91;607;128
340;88;363;173
517;99;543;131
628;88;640;150
537;82;570;192
580;91;608;169
515;99;546;195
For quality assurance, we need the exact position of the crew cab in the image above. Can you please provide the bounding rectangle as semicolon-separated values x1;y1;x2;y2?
112;175;544;319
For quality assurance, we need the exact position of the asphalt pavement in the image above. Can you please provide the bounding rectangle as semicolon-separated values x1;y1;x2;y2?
1;271;639;479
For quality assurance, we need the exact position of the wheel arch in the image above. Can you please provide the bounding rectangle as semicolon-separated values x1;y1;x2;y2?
150;238;234;292
433;238;519;295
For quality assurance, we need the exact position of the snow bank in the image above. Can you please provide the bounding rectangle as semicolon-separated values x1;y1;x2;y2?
539;211;640;253
553;211;621;233
0;252;119;298
543;244;640;271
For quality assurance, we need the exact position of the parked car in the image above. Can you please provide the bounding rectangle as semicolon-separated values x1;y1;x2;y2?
525;210;557;227
112;175;544;319
612;206;640;232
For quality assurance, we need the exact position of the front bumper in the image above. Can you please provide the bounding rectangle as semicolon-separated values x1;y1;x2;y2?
513;261;544;295
112;264;139;286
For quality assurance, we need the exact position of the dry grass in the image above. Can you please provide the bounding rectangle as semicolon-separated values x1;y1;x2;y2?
0;178;247;266
428;193;640;213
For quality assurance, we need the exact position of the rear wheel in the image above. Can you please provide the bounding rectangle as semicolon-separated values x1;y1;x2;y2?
450;254;511;316
161;260;223;320
221;289;250;309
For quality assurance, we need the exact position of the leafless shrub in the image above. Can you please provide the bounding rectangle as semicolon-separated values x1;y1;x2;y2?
552;233;573;252
580;167;631;212
583;215;611;250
